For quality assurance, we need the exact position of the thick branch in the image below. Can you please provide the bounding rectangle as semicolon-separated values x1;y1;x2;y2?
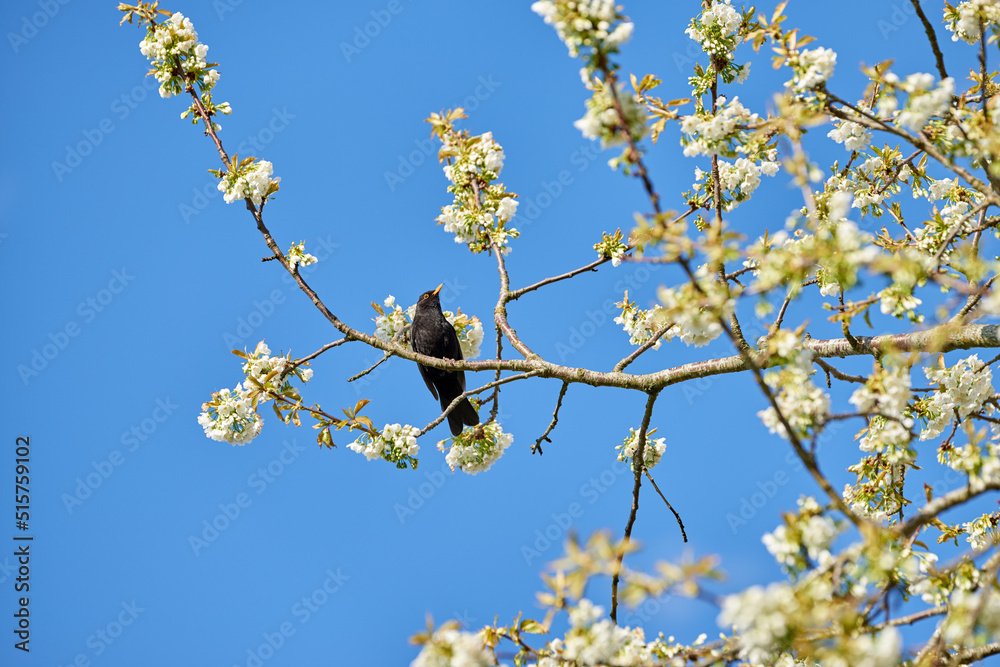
899;477;1000;538
909;0;949;81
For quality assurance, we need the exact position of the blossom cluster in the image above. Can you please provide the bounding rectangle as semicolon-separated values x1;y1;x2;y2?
614;292;668;349
913;197;982;262
944;0;1000;44
917;354;994;440
848;358;915;464
573;79;648;148
530;0;633;60
720;580;902;665
827;120;872;152
693;154;780;210
616;427;666;472
963;512;1000;551
593;228;628;266
197;383;261;445
411;622;493;667
747;220;878;299
758;345;830;441
285;241;317;269
762;496;841;572
240;340;313;391
909;552;963;606
940;440;1000;489
681;96;760;158
897;73;955;132
876;71;955;132
198;341;313;445
684;0;742;63
217;159;281;207
441;421;513;474
347;422;421;468
825;154;897;212
373;295;484;361
432;118;520;255
787;47;837;91
196;341;312;446
941;588;1000;645
657;265;734;347
560;599;648;664
138;11;221;99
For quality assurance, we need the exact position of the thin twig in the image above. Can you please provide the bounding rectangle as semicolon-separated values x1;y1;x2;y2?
488;324;504;421
416;371;543;437
643;468;687;542
289;338;352;371
611;390;660;623
814;357;868;385
347;353;391;383
614;324;676;372
532;382;569;455
509;254;617;302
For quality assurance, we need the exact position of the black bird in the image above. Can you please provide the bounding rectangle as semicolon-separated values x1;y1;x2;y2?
410;284;480;436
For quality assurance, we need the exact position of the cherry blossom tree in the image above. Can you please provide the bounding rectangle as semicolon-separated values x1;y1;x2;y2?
120;0;1000;663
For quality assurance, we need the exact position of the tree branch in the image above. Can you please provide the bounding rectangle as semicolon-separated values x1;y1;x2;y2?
532;381;569;455
611;390;660;623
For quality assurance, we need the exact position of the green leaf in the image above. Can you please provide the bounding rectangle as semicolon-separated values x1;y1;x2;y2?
518;619;547;635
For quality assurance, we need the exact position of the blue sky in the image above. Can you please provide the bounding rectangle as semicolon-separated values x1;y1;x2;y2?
1;1;993;665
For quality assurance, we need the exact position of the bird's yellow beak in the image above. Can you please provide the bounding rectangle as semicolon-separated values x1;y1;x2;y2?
432;283;443;296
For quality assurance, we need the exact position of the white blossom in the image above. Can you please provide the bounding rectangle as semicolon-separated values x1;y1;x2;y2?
827;120;872;151
443;421;513;474
616;428;667;471
680;96;760;157
789;47;837;91
919;355;994;440
348;423;421;464
897;74;954;132
945;0;1000;44
411;625;493;667
198;383;262;446
217;160;280;207
758;347;830;441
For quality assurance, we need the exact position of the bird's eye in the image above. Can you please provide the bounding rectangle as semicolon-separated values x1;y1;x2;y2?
421;294;428;300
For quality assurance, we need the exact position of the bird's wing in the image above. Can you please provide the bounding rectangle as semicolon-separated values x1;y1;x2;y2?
443;322;466;391
416;363;438;400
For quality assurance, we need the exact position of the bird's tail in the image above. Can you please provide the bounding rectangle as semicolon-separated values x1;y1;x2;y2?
445;397;480;436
